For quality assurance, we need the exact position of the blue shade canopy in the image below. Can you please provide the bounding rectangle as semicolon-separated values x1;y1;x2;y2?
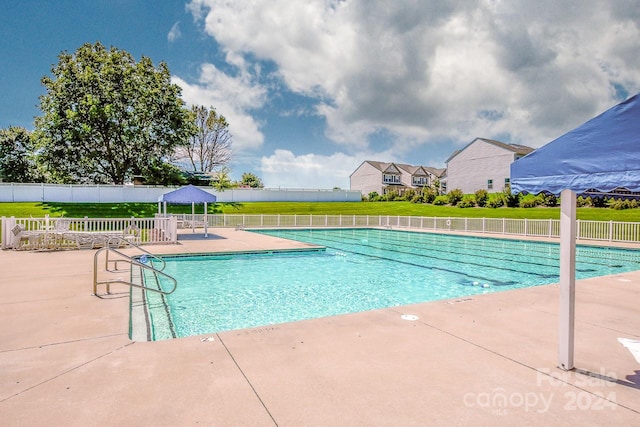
511;93;640;195
158;185;217;204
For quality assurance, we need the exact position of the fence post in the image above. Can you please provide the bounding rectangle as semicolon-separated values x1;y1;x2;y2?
609;220;613;241
482;218;485;234
524;218;528;236
502;218;505;234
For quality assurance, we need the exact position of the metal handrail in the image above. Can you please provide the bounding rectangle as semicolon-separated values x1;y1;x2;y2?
102;236;167;272
93;246;177;296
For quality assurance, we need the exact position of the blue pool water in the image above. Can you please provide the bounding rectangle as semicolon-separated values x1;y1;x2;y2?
142;229;640;340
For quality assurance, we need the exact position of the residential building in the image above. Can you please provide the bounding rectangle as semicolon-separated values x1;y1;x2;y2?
442;138;534;194
350;161;445;196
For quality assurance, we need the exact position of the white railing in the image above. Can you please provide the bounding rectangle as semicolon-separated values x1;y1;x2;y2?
171;214;640;244
1;216;177;250
3;214;639;249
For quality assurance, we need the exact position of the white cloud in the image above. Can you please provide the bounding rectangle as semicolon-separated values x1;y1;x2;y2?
187;0;640;151
172;63;267;151
259;150;360;189
167;21;181;43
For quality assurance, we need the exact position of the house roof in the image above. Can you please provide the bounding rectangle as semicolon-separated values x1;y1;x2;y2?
425;167;446;178
445;138;534;163
357;160;443;177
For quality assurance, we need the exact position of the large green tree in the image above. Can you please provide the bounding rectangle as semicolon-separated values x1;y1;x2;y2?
173;105;232;173
35;42;195;184
240;172;264;188
0;126;41;183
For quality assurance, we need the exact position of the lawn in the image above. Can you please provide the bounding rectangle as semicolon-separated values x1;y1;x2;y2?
0;201;637;222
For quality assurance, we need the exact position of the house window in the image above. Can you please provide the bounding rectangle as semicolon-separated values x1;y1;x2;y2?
487;179;493;189
504;178;510;187
412;176;427;186
383;174;400;184
441;182;447;193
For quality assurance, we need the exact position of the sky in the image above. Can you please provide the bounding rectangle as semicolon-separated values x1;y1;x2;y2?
1;1;639;189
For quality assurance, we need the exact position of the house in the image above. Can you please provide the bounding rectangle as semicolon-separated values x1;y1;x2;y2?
442;138;534;194
350;161;445;196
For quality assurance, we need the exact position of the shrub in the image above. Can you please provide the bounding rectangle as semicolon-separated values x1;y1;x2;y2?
577;196;591;207
501;185;520;207
541;193;558;207
608;198;639;210
433;195;448;205
486;197;504;208
474;189;488;207
402;188;416;201
422;187;437;204
590;196;609;207
447;188;464;206
383;189;401;201
457;196;476;208
368;191;381;202
519;195;540;208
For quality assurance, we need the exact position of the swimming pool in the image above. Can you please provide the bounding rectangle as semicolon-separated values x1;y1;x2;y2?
139;229;640;340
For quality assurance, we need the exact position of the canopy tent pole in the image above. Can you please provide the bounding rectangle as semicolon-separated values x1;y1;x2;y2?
204;202;208;237
163;201;167;215
558;189;576;370
157;202;161;214
191;202;195;233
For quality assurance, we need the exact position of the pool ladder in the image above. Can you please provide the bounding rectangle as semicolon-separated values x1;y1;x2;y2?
93;237;177;296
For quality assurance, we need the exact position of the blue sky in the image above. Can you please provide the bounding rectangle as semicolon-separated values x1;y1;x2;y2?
1;1;639;189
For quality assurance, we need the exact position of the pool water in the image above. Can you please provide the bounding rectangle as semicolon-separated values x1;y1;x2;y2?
141;229;640;340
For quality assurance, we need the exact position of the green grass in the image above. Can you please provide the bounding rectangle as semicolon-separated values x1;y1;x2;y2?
0;201;638;222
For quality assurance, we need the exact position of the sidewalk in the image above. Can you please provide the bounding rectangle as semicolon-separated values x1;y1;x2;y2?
1;228;638;425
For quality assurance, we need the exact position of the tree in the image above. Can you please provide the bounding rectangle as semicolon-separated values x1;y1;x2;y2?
240;172;263;188
211;166;234;191
174;105;232;173
0;127;41;182
34;42;195;184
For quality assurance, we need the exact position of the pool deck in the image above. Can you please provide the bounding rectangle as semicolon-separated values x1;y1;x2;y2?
1;228;639;425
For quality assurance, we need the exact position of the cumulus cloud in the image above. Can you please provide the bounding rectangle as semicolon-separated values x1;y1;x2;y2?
259;150;360;189
187;0;640;152
167;21;181;43
172;63;267;151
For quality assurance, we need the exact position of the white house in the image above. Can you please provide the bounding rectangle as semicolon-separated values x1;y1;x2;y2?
350;161;445;196
442;138;534;194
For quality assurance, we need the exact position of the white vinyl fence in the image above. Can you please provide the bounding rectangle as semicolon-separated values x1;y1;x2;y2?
172;214;640;244
3;214;639;250
0;183;361;203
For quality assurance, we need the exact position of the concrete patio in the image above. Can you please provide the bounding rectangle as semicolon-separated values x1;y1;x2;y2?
1;228;639;426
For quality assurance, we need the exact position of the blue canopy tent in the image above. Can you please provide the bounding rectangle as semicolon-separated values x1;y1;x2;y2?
158;185;217;237
511;93;640;370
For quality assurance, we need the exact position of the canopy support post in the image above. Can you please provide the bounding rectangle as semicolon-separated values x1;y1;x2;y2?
191;202;195;233
559;189;576;371
204;202;208;237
